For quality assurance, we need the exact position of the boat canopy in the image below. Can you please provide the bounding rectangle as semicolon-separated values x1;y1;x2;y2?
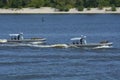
9;34;19;37
70;37;82;41
71;36;86;41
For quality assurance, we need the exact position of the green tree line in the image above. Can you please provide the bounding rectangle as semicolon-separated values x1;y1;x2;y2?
0;0;120;11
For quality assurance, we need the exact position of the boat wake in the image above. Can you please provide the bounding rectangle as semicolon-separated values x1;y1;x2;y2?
0;43;113;49
0;43;69;48
92;45;113;49
28;44;69;48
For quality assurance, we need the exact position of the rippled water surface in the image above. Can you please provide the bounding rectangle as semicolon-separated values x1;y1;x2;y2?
0;14;120;80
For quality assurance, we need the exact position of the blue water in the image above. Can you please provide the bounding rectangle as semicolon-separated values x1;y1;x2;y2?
0;14;120;80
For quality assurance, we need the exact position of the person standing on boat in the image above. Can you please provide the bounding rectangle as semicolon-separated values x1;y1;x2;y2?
80;37;83;44
17;34;20;40
80;35;87;44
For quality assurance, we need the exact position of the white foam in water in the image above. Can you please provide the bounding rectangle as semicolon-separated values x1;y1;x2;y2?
28;44;69;48
0;43;113;49
93;45;113;49
30;44;53;48
0;43;32;47
51;44;69;48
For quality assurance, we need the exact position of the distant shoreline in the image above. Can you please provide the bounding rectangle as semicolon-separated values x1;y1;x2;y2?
0;7;120;14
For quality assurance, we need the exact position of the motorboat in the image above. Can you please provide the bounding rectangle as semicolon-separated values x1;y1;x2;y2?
69;36;113;49
40;35;113;49
0;33;46;45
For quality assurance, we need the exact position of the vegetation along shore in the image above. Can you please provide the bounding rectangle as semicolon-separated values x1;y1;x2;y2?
0;0;120;14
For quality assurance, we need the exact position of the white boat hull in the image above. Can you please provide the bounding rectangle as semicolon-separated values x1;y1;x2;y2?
0;38;46;45
69;42;113;49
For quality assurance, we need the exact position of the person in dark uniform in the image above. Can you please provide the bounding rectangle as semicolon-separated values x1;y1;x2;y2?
17;34;20;40
80;38;83;44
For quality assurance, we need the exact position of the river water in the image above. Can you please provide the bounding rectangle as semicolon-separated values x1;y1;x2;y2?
0;14;120;80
